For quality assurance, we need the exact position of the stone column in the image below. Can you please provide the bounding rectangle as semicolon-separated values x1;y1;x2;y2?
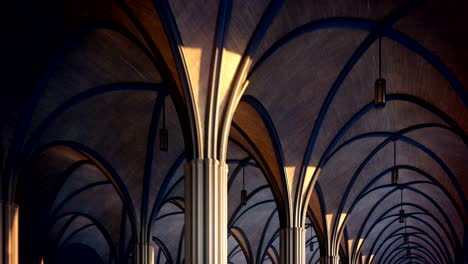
280;226;306;264
1;202;19;264
133;243;155;264
320;255;340;264
30;256;44;264
185;159;228;264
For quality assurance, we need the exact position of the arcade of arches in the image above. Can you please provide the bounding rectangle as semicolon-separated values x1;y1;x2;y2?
1;0;467;263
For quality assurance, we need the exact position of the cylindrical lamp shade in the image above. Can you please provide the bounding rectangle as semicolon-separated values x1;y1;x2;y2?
159;128;168;152
241;189;248;206
391;168;399;185
399;209;405;223
374;78;386;107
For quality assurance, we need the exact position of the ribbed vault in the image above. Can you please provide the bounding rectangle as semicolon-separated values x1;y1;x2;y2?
1;0;467;264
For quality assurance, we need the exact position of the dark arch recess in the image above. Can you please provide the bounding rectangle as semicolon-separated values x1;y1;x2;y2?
302;95;467;243
350;191;460;259
4;21;178;202
385;244;437;264
363;218;451;264
333;130;465;248
28;141;139;241
367;214;455;264
48;242;104;264
52;212;117;263
372;228;446;264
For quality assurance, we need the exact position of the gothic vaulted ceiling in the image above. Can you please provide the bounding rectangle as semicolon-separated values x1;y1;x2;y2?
1;0;467;263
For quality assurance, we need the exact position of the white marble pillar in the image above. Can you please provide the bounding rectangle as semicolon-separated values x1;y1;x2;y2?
185;159;228;264
280;226;306;264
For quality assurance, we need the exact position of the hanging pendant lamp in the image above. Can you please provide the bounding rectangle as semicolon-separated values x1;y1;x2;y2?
160;97;169;152
241;166;248;206
375;38;386;107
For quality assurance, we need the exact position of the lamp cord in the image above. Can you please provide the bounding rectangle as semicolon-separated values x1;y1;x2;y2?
379;37;382;79
400;188;403;210
242;166;245;190
162;97;166;129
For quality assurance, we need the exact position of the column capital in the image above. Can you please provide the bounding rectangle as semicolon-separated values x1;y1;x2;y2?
185;157;228;167
320;255;340;264
280;226;307;232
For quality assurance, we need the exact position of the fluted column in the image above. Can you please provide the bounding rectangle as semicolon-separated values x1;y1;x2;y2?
133;243;155;264
280;226;306;264
320;255;340;264
1;202;19;264
185;159;228;264
29;256;44;264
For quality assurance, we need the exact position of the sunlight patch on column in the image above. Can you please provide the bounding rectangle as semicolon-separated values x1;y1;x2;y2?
285;166;296;193
357;238;364;251
181;46;202;101
361;255;367;264
219;49;243;105
347;239;353;252
337;213;348;230
326;214;334;238
303;166;318;193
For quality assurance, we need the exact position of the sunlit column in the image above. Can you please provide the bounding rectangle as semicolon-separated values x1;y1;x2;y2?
320;255;340;264
1;202;19;264
280;226;306;264
133;243;155;264
185;159;228;264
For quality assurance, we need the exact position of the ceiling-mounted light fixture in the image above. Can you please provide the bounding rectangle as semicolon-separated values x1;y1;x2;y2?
241;166;248;206
160;97;168;152
374;37;386;107
391;139;399;185
399;189;405;223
